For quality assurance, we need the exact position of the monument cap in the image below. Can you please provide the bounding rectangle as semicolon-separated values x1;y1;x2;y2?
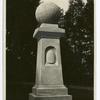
33;24;65;39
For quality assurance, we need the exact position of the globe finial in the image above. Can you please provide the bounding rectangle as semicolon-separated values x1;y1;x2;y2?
35;2;62;24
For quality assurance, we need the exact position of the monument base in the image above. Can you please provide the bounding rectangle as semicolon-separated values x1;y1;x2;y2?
29;93;72;100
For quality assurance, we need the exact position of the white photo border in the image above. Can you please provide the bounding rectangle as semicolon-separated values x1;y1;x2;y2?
0;0;100;100
0;0;6;100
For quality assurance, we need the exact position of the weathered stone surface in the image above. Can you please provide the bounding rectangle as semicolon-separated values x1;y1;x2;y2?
29;24;72;100
29;93;72;100
32;85;68;96
35;37;64;86
33;24;65;87
33;24;65;39
35;2;61;24
46;47;56;64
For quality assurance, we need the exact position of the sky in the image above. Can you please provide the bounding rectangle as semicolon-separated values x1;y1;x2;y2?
40;0;87;14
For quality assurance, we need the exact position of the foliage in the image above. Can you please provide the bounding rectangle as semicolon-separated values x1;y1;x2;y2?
63;0;94;78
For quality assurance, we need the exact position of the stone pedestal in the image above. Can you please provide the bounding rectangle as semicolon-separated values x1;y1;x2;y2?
29;94;71;100
29;23;72;100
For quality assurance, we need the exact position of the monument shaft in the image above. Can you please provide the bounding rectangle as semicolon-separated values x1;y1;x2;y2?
36;38;63;86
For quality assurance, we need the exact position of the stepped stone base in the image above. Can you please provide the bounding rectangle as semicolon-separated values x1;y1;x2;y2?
29;93;72;100
32;85;68;96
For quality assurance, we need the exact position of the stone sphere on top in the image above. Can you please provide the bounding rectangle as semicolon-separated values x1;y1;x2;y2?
35;2;62;24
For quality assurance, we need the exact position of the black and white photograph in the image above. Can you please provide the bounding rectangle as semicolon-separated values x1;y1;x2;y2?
0;0;96;100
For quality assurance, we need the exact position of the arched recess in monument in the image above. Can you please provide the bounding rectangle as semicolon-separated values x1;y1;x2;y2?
45;46;57;65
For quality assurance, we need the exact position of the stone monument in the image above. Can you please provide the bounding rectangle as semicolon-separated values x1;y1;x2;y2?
29;1;72;100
